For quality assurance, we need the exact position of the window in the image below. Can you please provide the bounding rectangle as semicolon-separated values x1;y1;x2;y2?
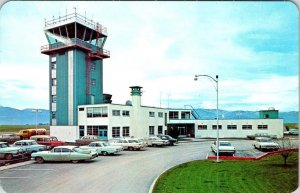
123;127;130;137
112;127;120;138
79;108;84;111
87;107;108;118
87;126;98;135
112;110;120;116
79;126;84;138
52;78;57;86
51;111;56;119
181;111;191;119
122;110;130;116
91;63;96;71
52;95;57;103
212;125;222;130
227;125;237;130
242;125;252;130
91;79;96;86
258;125;268;130
158;112;163;118
158;126;163;134
149;126;154;135
51;55;56;62
169;111;179;119
198;125;207;130
61;148;72;153
51;63;56;69
149;112;155;117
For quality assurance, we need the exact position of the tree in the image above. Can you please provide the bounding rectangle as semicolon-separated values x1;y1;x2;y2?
276;137;295;166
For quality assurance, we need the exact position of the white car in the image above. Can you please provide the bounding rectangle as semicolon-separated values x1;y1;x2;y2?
110;139;144;151
211;141;236;155
253;137;279;151
147;136;169;147
81;141;123;156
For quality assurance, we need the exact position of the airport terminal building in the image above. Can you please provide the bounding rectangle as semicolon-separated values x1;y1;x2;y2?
42;12;284;142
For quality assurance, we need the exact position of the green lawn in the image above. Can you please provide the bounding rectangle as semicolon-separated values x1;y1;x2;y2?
0;125;50;132
153;153;298;193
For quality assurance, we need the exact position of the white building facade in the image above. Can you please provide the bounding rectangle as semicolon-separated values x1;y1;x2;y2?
51;86;284;142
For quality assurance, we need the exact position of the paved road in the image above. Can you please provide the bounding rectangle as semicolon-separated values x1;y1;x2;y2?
0;140;281;193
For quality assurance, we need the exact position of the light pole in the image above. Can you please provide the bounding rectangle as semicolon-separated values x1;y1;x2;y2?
32;109;42;129
194;74;220;162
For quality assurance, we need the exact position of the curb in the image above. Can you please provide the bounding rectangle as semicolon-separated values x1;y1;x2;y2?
148;166;173;193
0;160;35;171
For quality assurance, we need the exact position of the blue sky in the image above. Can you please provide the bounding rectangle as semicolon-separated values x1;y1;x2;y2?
0;1;298;112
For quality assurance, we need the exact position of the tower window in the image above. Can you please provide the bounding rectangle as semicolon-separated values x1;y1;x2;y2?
91;79;96;86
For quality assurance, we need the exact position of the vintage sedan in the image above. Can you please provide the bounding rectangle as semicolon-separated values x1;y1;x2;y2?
30;135;64;149
75;135;100;146
157;135;177;145
211;141;236;155
81;141;123;156
31;146;98;163
12;140;48;154
0;133;20;144
253;137;280;151
147;136;169;147
0;142;25;160
247;133;277;140
110;139;144;151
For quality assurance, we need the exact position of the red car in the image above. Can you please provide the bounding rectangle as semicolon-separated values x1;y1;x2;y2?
30;135;64;149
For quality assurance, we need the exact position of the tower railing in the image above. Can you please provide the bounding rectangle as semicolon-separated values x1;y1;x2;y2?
41;38;110;57
44;12;107;35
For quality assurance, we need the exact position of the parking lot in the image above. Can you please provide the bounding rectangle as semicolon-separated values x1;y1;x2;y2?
0;139;297;193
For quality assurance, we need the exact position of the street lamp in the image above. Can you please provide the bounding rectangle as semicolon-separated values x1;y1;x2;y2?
32;109;42;129
194;74;220;163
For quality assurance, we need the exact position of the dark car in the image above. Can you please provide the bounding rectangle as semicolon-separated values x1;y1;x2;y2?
0;134;20;144
247;133;277;140
157;135;177;145
75;135;100;146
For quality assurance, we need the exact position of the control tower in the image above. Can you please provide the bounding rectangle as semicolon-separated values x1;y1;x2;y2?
41;11;109;126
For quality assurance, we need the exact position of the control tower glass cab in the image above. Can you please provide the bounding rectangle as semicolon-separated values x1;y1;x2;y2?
41;12;109;126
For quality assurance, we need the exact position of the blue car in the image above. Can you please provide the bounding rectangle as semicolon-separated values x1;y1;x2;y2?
12;140;48;154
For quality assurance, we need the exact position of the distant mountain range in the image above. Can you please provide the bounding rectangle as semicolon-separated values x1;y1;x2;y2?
0;106;298;125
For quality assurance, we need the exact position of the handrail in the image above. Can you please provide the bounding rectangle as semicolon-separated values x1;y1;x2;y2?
45;12;107;35
41;38;110;56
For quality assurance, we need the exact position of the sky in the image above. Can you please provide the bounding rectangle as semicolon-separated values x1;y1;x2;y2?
0;1;298;112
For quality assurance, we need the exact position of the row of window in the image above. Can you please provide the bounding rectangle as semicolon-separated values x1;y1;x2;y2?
112;127;130;138
87;107;108;117
169;111;191;119
198;124;269;130
149;126;163;135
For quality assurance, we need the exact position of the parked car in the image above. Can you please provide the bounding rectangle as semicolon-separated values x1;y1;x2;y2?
0;133;20;144
211;141;236;155
253;137;280;151
30;135;64;149
247;133;277;140
0;142;25;160
110;139;144;150
15;128;47;140
81;141;123;156
157;135;177;145
284;129;299;135
147;136;169;147
12;140;48;154
31;146;98;164
75;135;100;146
136;138;148;148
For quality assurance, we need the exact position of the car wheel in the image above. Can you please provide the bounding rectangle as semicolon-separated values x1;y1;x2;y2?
72;160;79;163
102;151;108;156
128;147;134;151
5;154;13;160
35;157;44;164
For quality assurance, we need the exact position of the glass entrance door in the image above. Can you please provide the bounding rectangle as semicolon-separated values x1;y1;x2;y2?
98;129;108;140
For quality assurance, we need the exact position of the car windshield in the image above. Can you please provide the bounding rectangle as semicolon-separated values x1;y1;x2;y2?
219;142;231;146
50;137;58;141
72;147;81;152
102;143;108;146
258;138;272;142
30;141;38;145
0;143;9;148
128;140;137;143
